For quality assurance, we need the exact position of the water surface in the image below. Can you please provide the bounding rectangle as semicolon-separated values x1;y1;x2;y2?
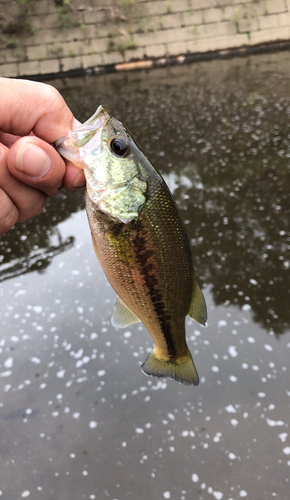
0;51;289;500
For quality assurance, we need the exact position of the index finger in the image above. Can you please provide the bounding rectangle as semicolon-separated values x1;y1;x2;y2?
0;77;74;143
0;131;21;148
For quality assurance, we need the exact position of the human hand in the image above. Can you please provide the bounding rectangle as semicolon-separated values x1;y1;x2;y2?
0;77;85;236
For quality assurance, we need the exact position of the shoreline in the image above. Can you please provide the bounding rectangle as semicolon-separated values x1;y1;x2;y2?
19;39;290;82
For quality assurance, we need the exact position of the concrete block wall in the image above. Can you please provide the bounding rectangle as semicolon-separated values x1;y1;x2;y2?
0;0;290;78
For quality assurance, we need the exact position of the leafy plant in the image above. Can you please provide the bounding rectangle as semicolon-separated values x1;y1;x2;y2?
13;46;27;60
0;36;19;49
117;38;137;56
54;0;79;29
122;0;135;9
107;40;116;53
48;45;63;57
138;16;158;33
0;0;33;35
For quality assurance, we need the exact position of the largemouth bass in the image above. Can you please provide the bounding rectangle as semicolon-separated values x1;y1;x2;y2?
56;106;207;386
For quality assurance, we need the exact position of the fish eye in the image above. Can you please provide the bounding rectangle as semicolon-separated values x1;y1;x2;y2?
110;138;129;157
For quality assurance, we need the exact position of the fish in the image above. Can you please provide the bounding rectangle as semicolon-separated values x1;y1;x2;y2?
55;105;207;386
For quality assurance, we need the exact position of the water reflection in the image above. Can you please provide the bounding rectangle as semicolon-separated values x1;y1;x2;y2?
0;190;83;280
1;52;289;334
0;229;74;282
0;51;290;500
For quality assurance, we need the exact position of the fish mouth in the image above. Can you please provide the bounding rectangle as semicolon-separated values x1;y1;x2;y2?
55;105;110;169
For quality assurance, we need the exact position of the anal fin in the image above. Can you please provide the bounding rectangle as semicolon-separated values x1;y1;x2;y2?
111;296;141;328
188;279;207;326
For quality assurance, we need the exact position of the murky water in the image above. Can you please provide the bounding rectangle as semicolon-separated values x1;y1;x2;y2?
0;51;289;500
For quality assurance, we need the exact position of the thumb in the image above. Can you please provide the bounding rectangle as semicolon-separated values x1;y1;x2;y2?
7;136;85;195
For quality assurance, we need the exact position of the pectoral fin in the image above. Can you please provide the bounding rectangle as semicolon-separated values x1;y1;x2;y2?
188;279;207;326
91;233;101;264
111;296;141;328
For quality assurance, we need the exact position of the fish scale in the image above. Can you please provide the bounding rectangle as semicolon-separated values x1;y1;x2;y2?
56;105;207;386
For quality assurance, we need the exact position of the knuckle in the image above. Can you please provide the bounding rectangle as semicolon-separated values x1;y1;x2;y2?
43;83;61;103
17;193;46;222
42;84;66;117
0;190;19;235
29;195;46;218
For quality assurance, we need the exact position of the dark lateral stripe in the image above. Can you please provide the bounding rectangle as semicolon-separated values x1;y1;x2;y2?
133;231;177;358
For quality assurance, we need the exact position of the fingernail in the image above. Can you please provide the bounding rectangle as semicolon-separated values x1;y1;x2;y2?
16;143;51;178
72;169;86;188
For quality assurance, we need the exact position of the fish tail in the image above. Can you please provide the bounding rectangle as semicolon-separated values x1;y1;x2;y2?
141;348;199;386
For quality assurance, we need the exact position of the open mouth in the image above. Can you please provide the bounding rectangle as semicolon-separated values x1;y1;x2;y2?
55;105;110;169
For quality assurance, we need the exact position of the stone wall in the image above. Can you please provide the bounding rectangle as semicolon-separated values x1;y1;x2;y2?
0;0;290;78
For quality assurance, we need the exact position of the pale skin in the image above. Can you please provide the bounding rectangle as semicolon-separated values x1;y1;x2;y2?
0;77;85;236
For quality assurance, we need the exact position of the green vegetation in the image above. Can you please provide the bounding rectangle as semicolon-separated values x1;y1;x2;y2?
122;0;135;8
107;40;115;53
119;0;136;28
138;16;159;33
108;27;120;39
107;36;138;56
0;0;33;48
13;46;27;60
48;45;63;57
1;37;19;49
123;38;137;51
0;0;79;51
14;0;33;30
55;0;79;29
232;7;241;26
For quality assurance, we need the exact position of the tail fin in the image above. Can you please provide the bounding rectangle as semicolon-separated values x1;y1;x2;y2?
141;348;199;386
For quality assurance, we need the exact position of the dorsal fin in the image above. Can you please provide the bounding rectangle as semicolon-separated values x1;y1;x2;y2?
111;296;141;328
188;279;207;326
